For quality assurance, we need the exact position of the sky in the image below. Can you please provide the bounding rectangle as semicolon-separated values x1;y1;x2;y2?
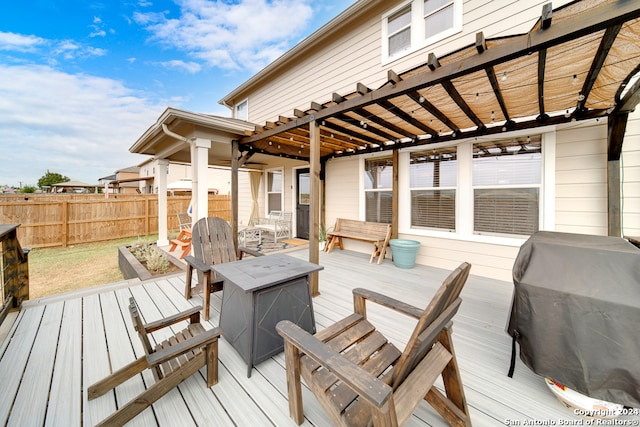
0;0;355;188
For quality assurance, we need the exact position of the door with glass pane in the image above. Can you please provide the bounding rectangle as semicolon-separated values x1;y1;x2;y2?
296;168;310;239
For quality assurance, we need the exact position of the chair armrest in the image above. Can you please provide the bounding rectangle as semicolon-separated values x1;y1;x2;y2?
353;288;423;319
238;246;263;258
276;320;392;408
147;327;223;367
142;305;203;333
184;255;211;273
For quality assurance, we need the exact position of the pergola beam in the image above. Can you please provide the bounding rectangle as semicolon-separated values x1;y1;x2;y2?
577;24;622;112
240;0;640;146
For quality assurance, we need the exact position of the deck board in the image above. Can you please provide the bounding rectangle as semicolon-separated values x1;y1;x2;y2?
1;249;637;426
0;304;45;422
8;302;63;426
46;299;82;427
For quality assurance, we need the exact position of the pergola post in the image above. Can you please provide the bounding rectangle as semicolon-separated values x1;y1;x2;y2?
392;149;399;239
156;159;169;246
231;140;240;249
309;119;321;296
607;112;628;237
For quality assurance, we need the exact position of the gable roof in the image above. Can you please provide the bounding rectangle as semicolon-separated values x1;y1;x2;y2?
238;0;640;162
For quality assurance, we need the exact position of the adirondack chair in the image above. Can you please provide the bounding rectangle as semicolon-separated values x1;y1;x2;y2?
88;297;222;427
184;216;262;320
276;262;472;427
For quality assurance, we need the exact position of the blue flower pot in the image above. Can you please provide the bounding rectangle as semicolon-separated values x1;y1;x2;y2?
389;239;420;269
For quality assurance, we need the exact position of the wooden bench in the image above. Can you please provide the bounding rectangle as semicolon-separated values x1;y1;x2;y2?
324;218;392;264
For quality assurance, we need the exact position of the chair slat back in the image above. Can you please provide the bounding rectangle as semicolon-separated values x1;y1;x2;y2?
191;217;238;266
129;297;154;356
391;262;471;388
178;213;192;231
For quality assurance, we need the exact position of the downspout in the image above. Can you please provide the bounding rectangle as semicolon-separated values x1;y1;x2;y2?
159;123;199;237
160;124;199;198
161;123;191;144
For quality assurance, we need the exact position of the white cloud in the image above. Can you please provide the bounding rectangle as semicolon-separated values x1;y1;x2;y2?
0;32;46;52
134;0;313;71
0;64;164;186
158;59;202;73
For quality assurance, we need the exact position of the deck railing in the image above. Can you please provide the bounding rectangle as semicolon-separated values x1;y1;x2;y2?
0;224;29;325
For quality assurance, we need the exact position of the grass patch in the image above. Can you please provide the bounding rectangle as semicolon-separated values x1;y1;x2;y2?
28;235;159;299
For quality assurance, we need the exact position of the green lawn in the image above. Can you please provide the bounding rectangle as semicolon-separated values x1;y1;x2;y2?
28;235;159;299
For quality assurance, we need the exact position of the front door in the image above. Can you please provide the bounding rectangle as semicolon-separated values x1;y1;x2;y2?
296;168;310;239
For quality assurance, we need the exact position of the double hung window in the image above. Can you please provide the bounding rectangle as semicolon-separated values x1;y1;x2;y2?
235;99;248;121
364;157;393;223
266;170;282;212
383;0;461;61
472;136;542;236
410;148;457;231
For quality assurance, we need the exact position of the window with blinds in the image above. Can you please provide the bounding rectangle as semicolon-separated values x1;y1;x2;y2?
267;170;282;212
364;157;393;223
410;148;457;231
473;136;542;236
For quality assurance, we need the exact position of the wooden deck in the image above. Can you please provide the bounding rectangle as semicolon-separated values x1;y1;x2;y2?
0;249;635;426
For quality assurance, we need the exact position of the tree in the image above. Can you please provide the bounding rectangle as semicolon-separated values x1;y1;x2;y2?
37;170;69;189
21;185;37;193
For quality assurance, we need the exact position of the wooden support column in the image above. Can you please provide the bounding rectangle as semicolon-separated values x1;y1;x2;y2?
607;113;628;237
309;119;321;296
231;139;240;249
392;149;399;239
156;159;169;246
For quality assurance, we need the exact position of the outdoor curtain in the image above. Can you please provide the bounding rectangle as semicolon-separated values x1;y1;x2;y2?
248;171;261;225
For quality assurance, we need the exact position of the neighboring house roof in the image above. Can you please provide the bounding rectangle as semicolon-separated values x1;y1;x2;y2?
237;0;640;163
116;166;140;174
51;180;97;187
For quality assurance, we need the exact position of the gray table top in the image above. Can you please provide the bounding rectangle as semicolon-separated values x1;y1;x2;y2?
211;253;323;293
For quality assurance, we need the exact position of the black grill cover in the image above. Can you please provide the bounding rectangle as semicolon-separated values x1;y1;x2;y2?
507;231;640;407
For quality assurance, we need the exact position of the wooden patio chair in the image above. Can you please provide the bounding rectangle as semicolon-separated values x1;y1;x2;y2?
178;212;192;231
88;297;222;427
169;213;193;258
277;262;472;427
184;216;262;320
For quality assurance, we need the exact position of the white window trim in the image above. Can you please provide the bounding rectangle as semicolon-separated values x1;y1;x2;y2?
398;127;556;247
235;98;249;121
381;0;463;65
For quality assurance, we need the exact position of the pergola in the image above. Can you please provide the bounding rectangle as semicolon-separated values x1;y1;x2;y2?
132;0;640;295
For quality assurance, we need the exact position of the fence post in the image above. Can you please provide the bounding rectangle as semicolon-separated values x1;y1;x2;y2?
145;197;150;235
61;201;68;247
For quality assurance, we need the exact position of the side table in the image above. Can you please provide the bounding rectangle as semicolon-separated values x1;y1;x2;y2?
212;253;323;377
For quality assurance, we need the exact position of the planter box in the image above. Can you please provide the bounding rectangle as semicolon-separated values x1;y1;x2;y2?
118;245;185;281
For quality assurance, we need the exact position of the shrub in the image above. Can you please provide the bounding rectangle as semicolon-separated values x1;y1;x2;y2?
130;239;170;274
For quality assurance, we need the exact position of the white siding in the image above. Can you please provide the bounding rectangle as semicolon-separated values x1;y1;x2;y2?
323;116;640;282
554;121;608;235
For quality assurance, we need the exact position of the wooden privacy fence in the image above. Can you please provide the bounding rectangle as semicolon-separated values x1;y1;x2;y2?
0;194;231;248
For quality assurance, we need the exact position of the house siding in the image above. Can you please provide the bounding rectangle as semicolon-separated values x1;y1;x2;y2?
322;112;640;283
236;0;574;125
226;0;639;282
